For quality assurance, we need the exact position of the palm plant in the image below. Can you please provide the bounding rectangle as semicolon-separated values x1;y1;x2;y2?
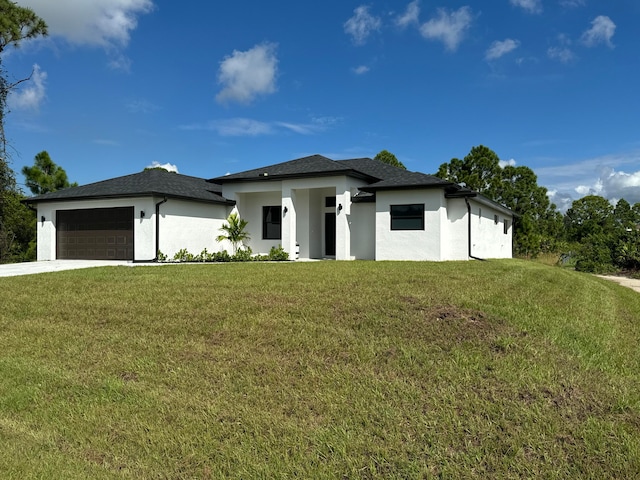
216;213;250;255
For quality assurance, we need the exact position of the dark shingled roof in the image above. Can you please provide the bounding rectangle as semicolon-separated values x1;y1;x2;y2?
210;154;463;193
24;169;234;205
210;154;378;183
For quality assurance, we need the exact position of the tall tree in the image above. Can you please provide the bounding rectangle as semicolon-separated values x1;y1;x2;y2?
22;151;77;195
564;195;614;243
436;145;563;257
0;1;47;262
374;150;406;169
0;0;48;159
436;145;501;196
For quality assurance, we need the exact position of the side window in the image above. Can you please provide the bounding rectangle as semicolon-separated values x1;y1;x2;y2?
262;206;281;239
390;204;424;230
494;214;499;225
504;219;509;235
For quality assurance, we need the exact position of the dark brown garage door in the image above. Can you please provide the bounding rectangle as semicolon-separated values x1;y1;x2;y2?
57;207;134;260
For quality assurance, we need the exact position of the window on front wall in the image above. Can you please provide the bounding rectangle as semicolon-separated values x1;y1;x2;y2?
262;206;281;239
390;204;424;230
504;219;509;235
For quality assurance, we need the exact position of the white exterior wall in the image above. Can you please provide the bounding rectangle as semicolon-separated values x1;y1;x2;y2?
442;198;470;261
375;189;446;261
234;191;283;255
158;199;230;258
222;176;368;260
34;197;231;261
34;197;156;261
349;202;375;260
468;200;513;259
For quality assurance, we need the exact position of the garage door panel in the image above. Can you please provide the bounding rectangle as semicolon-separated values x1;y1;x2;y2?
57;207;134;260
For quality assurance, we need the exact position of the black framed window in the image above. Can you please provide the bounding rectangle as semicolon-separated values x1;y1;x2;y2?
504;219;509;235
390;204;424;230
262;206;281;239
325;196;336;208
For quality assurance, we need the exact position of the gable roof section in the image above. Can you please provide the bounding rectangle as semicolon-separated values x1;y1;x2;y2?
210;154;378;183
24;169;234;205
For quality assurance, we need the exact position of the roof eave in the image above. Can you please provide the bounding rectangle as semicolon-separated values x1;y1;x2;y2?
23;191;235;206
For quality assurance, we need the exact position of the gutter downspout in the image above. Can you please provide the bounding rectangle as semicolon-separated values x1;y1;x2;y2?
465;197;485;261
155;197;168;261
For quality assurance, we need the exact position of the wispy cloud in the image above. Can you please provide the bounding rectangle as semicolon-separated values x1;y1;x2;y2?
547;46;576;63
420;7;473;52
485;39;520;60
559;0;585;8
126;99;160;114
93;139;120;146
509;0;542;14
581;16;616;48
18;0;154;69
181;116;339;137
216;43;278;105
344;6;382;45
8;64;47;111
395;1;420;29
352;65;370;75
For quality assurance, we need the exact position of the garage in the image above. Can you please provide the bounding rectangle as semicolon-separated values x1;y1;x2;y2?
56;207;134;260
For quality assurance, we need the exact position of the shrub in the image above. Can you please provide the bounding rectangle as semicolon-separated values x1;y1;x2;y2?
173;248;194;263
233;246;253;262
268;245;289;261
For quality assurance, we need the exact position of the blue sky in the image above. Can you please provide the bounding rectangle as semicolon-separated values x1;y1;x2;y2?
5;0;640;210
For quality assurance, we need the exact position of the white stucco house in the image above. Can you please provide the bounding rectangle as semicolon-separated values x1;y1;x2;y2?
24;155;513;262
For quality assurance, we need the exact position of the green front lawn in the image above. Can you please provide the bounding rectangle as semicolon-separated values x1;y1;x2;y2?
1;260;639;478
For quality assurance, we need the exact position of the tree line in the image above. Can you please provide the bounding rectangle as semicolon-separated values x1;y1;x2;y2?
434;145;640;273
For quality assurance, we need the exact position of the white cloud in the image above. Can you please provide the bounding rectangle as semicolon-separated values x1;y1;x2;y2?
535;151;640;208
17;0;153;48
216;43;278;105
576;168;640;204
126;99;160;114
395;1;420;29
147;161;178;173
581;16;616;48
547;190;574;212
560;0;585;7
547;46;576;63
485;39;520;60
499;158;517;168
352;65;370;75
344;6;382;45
180;116;338;137
420;7;473;52
509;0;542;14
8;64;47;111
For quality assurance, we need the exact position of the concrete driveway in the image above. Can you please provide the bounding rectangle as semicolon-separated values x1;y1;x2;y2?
598;275;640;294
0;260;159;277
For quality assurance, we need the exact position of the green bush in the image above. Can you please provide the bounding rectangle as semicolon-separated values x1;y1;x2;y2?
574;235;615;273
233;247;253;262
268;245;289;261
160;245;289;263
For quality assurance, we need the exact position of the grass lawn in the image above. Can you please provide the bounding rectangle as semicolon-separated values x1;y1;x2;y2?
1;260;639;478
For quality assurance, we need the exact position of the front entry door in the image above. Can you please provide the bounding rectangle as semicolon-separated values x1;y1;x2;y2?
325;212;336;256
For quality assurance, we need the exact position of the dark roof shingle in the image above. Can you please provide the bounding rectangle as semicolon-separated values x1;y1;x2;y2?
210;154;377;183
24;169;233;205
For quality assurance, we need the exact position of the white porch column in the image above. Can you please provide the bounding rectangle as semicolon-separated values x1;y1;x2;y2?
281;187;297;259
335;179;352;260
